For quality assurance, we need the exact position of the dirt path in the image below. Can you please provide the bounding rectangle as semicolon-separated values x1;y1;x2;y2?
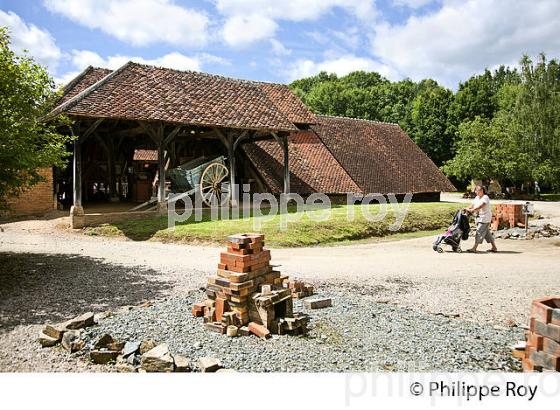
0;198;559;371
1;197;559;328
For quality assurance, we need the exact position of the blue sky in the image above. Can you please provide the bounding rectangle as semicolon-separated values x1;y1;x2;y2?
1;0;559;88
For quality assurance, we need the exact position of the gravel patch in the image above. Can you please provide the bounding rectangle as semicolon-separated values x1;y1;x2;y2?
0;252;172;330
81;283;523;372
0;324;110;372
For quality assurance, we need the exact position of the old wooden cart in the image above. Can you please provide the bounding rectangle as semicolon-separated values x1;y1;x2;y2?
130;156;230;210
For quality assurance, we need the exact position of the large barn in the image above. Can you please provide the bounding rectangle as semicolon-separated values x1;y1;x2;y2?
5;62;454;226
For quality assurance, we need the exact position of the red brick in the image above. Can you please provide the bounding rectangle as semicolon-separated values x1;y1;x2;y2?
533;319;560;342
215;297;228;321
542;337;560;357
529;348;560;371
522;358;535;372
192;303;205;317
526;331;544;351
205;322;226;334
248;322;271;339
4;168;54;216
247;242;264;251
531;300;553;324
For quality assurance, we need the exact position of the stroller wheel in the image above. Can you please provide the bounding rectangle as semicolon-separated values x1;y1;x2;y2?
456;247;462;253
436;247;444;253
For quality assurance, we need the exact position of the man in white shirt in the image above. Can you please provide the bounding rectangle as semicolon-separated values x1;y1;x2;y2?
465;185;498;253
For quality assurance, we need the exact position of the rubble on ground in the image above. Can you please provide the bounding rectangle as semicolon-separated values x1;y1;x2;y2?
36;304;212;373
493;224;560;240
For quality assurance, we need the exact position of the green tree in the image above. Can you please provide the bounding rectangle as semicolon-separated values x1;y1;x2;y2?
443;54;560;189
449;67;520;125
442;114;527;183
514;54;560;187
0;27;70;208
410;82;455;166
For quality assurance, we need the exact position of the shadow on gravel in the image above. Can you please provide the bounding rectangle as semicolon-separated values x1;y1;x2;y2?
0;252;172;332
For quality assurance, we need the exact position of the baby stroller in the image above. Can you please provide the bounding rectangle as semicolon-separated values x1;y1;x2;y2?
433;210;470;253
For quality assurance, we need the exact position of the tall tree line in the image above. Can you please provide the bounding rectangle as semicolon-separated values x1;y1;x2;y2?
290;54;560;190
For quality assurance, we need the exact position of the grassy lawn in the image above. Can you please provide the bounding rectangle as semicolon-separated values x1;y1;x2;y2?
85;202;462;247
540;193;560;202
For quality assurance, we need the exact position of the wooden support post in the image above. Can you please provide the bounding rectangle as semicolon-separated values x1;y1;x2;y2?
155;124;166;210
72;134;82;208
272;132;290;194
283;135;290;194
139;121;181;212
68;123;84;228
214;128;237;207
107;137;117;201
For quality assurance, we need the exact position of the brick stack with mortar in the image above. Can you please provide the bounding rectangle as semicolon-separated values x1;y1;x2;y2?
491;203;524;230
522;297;560;372
192;233;309;338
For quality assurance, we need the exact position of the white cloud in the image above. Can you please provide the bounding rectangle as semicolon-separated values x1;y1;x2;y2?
216;0;377;46
70;50;202;71
270;39;292;56
0;10;62;70
43;0;208;47
392;0;437;9
331;28;361;50
215;0;377;22
284;54;398;81
222;14;277;47
372;0;560;86
56;50;229;85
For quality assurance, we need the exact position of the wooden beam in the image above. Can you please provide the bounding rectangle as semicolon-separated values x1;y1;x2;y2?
138;121;161;145
114;125;144;138
163;125;182;146
93;134;109;153
79;118;104;144
232;130;250;152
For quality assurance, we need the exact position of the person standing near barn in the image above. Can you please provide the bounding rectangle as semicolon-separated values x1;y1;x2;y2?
465;185;498;253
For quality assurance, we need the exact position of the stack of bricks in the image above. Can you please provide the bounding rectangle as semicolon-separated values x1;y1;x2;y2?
192;233;309;338
491;203;524;230
286;280;314;299
522;297;560;372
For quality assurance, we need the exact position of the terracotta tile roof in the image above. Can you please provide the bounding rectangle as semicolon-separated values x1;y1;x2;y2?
52;62;297;132
133;149;157;162
312;115;456;194
258;83;317;125
242;131;361;195
59;66;112;105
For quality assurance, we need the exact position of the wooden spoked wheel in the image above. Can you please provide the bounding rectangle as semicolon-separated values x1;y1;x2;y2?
200;162;230;206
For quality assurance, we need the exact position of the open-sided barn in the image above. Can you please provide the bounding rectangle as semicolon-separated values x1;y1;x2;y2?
5;62;455;225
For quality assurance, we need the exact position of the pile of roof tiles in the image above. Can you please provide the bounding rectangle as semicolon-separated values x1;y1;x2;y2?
521;297;560;372
192;234;309;339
